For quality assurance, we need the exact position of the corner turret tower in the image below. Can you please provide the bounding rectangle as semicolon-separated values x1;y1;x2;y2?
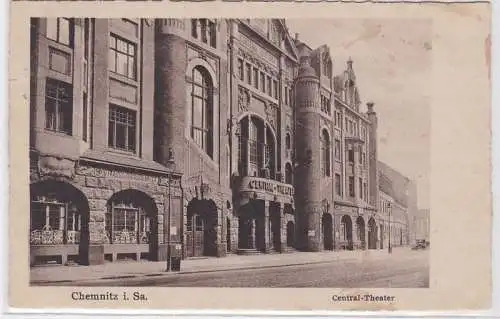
294;55;322;252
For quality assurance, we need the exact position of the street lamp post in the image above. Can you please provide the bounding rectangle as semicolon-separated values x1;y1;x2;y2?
388;202;392;254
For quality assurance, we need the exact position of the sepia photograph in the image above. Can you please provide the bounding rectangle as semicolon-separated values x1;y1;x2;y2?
8;1;491;312
27;17;431;288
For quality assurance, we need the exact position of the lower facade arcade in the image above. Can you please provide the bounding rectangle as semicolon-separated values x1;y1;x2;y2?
29;152;182;266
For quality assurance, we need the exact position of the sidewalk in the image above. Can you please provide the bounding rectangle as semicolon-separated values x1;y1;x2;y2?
30;247;413;285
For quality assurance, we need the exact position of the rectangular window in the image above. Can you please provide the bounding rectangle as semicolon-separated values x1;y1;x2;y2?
267;76;272;95
108;105;136;153
348;176;355;197
284;87;289;105
260;72;265;92
364;182;368;201
359;146;363;164
253;67;259;89
359;178;363;199
348;148;354;162
191;19;198;38
237;59;244;80
335;139;341;160
46;18;73;47
249;120;258;164
273;80;278;99
109;34;137;80
245;63;252;84
45;78;73;135
335;173;342;196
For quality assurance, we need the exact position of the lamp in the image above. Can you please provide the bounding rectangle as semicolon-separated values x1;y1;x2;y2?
388;202;392;254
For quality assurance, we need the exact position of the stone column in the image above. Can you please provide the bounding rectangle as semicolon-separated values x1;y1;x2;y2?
364;220;369;250
264;201;270;252
250;218;256;249
280;203;286;253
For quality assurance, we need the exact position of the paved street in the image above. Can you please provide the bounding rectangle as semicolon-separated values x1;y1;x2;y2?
69;250;428;288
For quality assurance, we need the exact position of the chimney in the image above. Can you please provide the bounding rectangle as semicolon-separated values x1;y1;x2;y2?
367;101;375;113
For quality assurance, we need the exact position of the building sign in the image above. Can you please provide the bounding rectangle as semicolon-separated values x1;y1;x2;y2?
248;178;294;196
76;165;180;187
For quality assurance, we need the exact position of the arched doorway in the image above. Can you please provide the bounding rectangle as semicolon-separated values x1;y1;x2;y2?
186;199;218;257
340;215;353;250
286;221;295;248
30;180;90;265
106;189;159;261
368;217;377;250
322;213;333;250
379;224;384;249
356;217;366;249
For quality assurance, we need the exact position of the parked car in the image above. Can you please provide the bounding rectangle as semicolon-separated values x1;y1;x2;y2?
412;239;428;250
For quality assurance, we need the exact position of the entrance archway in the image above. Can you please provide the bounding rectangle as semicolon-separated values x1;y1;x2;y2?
340;215;353;250
286;221;295;248
30;180;90;265
322;213;333;250
186;199;218;257
356;216;366;249
368;217;377;250
106;189;159;261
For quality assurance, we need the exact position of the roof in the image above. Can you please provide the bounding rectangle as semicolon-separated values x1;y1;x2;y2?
80;149;177;175
378;161;411;207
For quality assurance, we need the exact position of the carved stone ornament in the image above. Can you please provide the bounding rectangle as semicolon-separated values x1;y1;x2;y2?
265;103;277;130
238;86;251;112
38;155;76;180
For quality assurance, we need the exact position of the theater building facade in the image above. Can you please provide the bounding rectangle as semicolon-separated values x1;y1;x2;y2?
29;18;408;266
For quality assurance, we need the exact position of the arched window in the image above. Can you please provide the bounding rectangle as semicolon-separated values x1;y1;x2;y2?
190;66;214;158
30;195;81;245
321;129;331;177
106;197;151;244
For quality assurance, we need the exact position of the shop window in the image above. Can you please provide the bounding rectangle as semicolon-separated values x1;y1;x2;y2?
106;201;150;244
30;196;81;245
45;78;73;135
108;104;137;153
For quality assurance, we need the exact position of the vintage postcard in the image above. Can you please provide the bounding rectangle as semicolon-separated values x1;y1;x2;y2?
8;1;491;313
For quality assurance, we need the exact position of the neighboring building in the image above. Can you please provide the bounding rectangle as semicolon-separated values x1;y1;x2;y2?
29;18;386;266
377;161;416;249
412;209;430;243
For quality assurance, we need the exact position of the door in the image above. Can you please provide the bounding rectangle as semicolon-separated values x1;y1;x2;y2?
186;214;204;258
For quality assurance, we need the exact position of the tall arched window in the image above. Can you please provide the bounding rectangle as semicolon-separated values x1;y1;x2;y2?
190;66;214;158
321;129;331;177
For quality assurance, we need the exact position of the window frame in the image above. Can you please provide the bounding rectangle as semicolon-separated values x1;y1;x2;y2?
45;78;73;135
109;33;137;81
189;66;214;158
46;18;73;47
108;104;137;153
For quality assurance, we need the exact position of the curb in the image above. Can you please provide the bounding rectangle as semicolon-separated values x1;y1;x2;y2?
31;258;349;285
31;249;416;285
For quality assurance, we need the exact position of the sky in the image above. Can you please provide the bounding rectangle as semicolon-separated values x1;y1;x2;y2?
287;19;432;209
